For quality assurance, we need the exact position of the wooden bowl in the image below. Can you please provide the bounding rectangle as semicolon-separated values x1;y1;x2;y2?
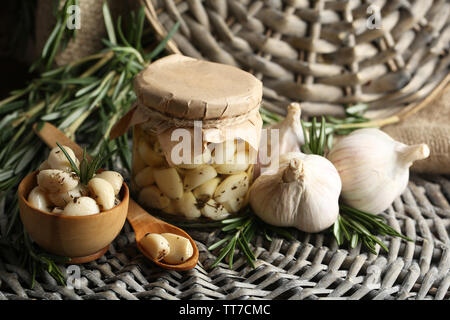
18;171;129;262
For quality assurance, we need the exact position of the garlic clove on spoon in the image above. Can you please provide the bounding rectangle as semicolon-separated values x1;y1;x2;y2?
327;128;430;214
249;152;341;233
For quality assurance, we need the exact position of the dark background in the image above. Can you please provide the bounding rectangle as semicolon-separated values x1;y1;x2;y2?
0;0;36;100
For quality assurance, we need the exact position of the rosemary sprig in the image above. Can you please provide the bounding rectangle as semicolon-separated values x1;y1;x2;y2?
169;209;294;269
56;141;117;185
300;113;413;254
30;0;79;72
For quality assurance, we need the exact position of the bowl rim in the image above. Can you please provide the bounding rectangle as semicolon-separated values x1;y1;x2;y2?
19;170;129;219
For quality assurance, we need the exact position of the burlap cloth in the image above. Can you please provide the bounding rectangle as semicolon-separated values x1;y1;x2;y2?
34;0;139;66
382;84;450;174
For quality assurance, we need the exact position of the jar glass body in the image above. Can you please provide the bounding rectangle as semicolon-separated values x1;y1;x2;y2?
131;124;256;221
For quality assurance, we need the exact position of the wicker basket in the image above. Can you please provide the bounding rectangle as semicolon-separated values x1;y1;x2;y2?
141;0;450;119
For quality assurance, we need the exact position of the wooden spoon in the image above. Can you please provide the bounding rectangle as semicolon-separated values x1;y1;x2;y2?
33;122;199;271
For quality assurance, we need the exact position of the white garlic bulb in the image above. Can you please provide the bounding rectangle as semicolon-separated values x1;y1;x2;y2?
249;152;341;233
327;128;430;214
256;103;304;176
268;102;304;153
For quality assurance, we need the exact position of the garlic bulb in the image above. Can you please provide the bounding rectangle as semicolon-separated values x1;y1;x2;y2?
249;152;341;233
327;128;430;214
256;103;304;176
268;102;304;153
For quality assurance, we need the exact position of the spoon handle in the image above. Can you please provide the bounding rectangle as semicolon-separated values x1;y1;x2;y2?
127;200;165;239
33;122;87;161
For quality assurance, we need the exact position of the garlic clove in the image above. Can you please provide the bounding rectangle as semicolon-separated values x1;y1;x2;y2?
222;197;244;213
47;145;80;171
28;186;52;212
214;172;249;206
161;201;178;215
153;167;184;200
201;199;230;220
176;149;212;169
132;150;147;173
214;163;249;175
37;169;79;193
161;233;194;264
140;233;170;261
192;177;221;202
88;177;116;211
138;139;166;167
48;186;83;207
183;165;217;191
214;149;250;174
52;207;64;214
134;166;155;188
212;140;236;164
95;171;124;195
63;196;100;216
138;185;170;209
38;160;51;171
173;192;201;219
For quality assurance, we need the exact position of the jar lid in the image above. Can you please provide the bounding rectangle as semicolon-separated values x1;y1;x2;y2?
134;54;262;121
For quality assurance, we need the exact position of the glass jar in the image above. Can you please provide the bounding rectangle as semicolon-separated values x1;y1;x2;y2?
127;54;263;221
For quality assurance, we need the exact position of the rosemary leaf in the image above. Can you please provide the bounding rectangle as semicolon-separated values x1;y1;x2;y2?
56;142;80;176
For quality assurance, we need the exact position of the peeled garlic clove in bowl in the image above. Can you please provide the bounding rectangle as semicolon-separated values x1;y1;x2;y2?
37;169;79;193
327;128;430;214
249;152;341;233
47;145;80;171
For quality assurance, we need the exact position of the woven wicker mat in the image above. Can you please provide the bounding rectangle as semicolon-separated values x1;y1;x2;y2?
0;174;448;300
